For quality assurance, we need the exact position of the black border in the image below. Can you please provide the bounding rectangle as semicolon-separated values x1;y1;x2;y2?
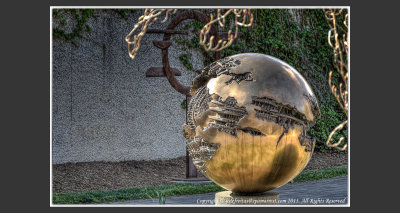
8;0;391;211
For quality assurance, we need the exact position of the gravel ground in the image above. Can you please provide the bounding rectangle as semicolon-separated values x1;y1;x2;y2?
53;151;348;194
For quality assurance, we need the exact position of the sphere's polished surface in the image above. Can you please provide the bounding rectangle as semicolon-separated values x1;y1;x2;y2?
183;53;320;194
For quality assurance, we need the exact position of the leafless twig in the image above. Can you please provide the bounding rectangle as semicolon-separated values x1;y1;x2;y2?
324;9;349;151
125;9;177;60
199;9;254;51
126;9;253;60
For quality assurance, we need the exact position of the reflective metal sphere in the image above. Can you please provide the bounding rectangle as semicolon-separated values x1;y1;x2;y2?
183;53;320;194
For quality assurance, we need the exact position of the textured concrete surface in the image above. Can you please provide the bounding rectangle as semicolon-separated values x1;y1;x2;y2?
105;176;348;206
52;10;205;163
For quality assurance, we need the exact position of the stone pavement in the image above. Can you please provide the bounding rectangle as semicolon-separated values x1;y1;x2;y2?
104;176;348;206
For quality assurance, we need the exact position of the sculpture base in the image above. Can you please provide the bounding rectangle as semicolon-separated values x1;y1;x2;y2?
215;191;279;205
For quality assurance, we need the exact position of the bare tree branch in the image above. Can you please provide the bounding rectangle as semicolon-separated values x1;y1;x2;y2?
324;9;349;151
125;9;254;60
125;9;177;60
199;9;254;51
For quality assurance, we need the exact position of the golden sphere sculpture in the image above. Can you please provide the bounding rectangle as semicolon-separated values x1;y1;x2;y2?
183;53;320;194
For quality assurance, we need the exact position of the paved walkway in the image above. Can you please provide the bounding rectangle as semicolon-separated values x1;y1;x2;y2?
105;176;348;206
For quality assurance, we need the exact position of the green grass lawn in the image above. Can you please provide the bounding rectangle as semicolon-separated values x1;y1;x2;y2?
53;165;347;204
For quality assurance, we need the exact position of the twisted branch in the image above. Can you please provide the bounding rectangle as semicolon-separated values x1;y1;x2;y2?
199;9;254;52
126;9;253;60
125;9;177;60
324;9;349;151
326;120;348;151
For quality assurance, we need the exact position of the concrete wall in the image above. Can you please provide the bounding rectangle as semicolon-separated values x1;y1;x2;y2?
52;10;205;164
